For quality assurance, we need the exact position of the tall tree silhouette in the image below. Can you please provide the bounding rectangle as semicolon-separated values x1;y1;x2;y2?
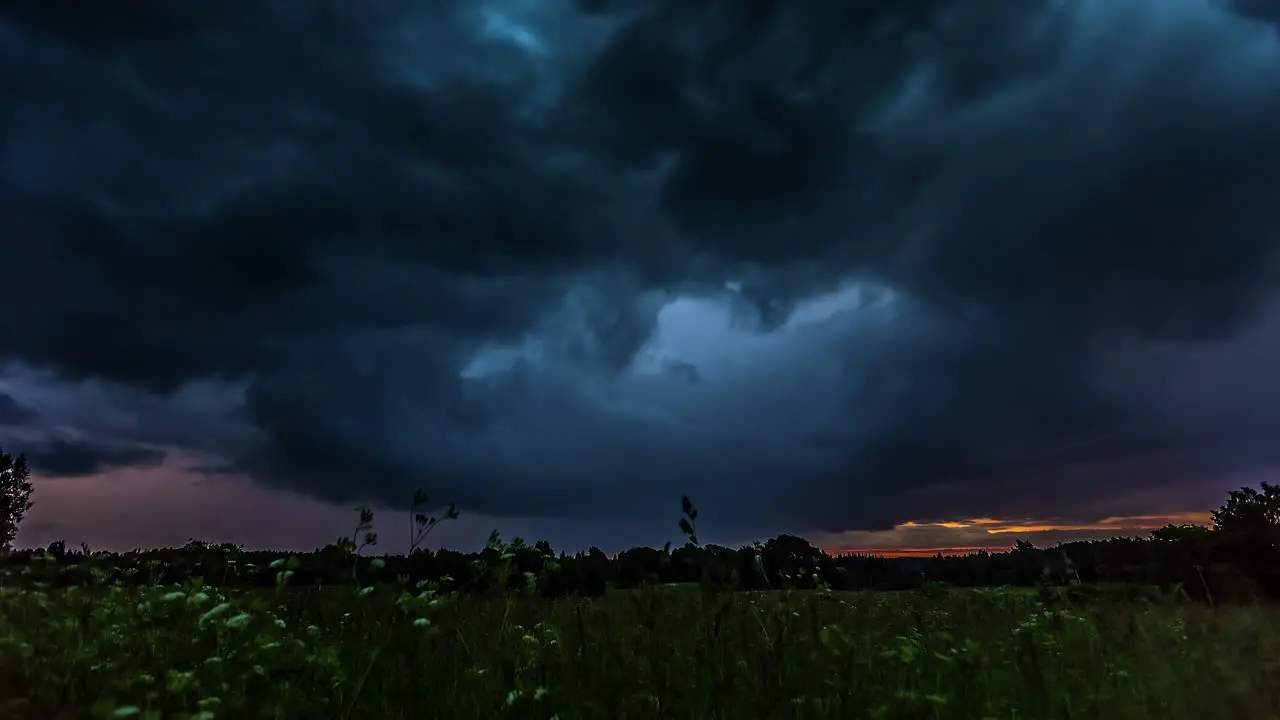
0;446;34;549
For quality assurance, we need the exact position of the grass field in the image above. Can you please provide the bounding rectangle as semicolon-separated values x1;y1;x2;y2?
3;564;1279;720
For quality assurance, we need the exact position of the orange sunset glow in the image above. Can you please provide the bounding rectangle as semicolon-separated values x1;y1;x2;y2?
816;512;1214;558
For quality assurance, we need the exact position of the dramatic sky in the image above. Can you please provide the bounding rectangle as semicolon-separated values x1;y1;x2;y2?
2;0;1280;555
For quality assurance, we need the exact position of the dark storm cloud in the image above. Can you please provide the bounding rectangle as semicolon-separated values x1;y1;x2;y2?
0;393;37;426
573;0;1280;338
2;0;1279;541
1229;0;1280;27
22;438;166;478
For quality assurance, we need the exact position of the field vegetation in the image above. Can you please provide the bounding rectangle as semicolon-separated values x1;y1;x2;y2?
2;449;1279;719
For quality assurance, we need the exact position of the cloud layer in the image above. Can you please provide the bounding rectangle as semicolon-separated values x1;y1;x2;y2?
2;0;1279;544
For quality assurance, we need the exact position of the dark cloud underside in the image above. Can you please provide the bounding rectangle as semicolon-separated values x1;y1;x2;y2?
21;439;166;478
0;393;37;426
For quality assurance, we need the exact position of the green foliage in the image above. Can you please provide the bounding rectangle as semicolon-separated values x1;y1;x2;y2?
0;446;34;550
2;565;1278;718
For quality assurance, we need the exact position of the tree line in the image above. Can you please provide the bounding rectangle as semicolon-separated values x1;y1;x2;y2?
2;446;1278;603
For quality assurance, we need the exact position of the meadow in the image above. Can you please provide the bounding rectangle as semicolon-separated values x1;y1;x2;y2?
2;555;1278;720
3;489;1279;719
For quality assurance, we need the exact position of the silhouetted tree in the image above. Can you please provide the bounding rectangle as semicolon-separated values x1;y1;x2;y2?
616;546;666;587
1150;523;1213;543
1212;482;1280;546
1210;482;1280;600
0;446;34;549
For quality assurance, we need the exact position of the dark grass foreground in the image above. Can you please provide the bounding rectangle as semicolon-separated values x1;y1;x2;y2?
2;576;1279;719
